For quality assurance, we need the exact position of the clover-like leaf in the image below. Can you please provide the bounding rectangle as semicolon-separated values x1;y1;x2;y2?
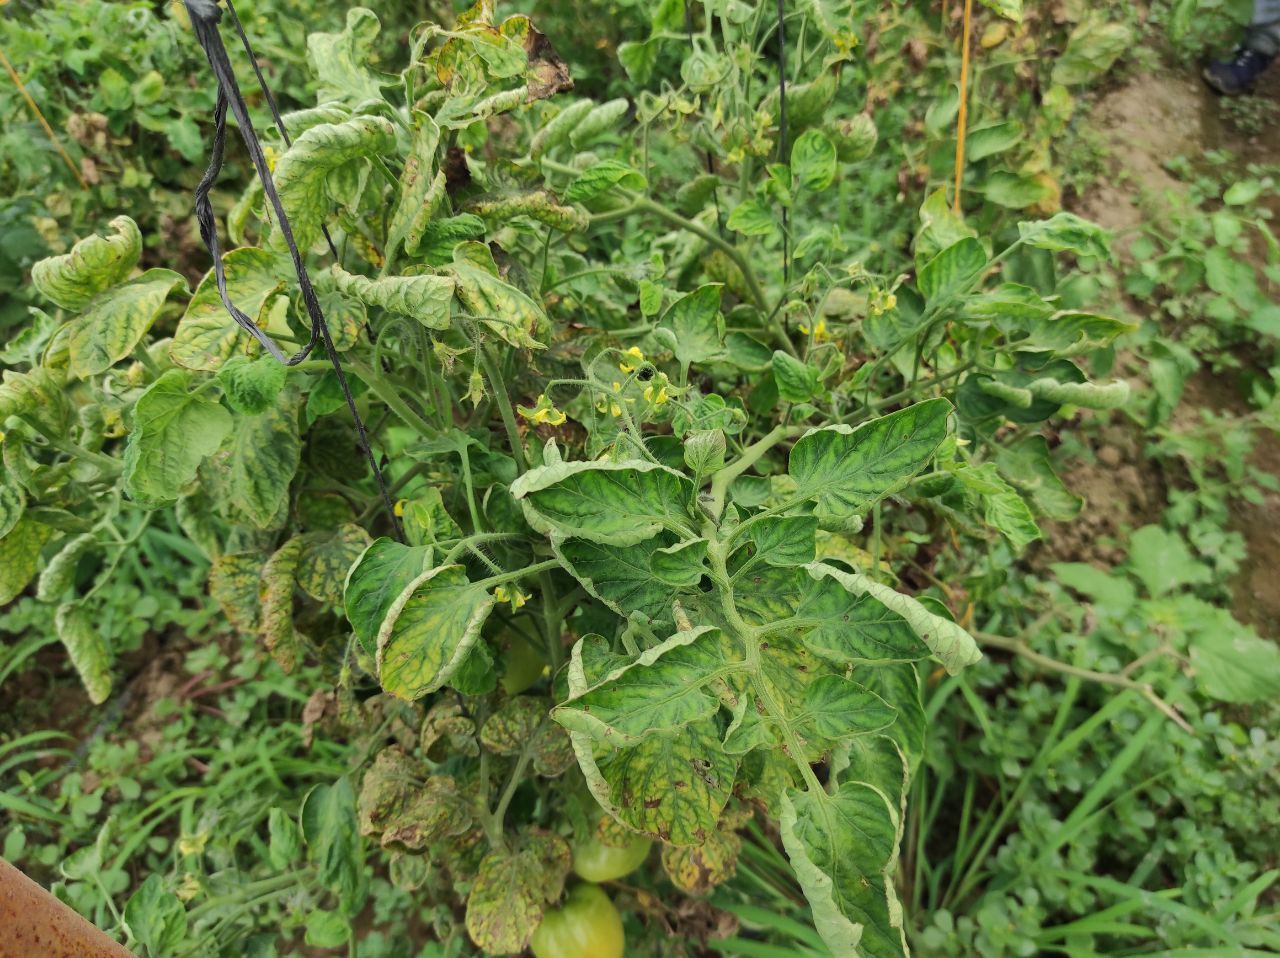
511;459;695;546
344;538;434;657
31;215;141;310
123;369;233;505
67;269;185;378
376;564;495;701
466;831;571;955
788;399;951;523
171;249;284;371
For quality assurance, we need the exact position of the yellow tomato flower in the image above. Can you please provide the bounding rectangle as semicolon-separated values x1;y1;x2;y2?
495;585;528;609
644;383;669;405
618;346;645;374
798;319;831;343
517;394;567;426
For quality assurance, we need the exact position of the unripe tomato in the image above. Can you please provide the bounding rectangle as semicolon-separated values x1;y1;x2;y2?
499;635;546;695
571;832;651;882
531;884;625;958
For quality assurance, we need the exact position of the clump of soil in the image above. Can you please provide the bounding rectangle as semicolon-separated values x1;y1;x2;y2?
1036;420;1165;567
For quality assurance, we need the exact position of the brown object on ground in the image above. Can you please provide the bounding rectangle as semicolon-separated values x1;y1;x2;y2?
0;858;134;958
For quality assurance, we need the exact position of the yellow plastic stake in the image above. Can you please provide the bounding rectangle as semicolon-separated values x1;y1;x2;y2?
953;0;975;212
0;44;89;190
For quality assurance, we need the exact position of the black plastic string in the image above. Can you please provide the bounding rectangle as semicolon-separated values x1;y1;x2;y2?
775;0;790;286
223;0;341;262
182;0;401;539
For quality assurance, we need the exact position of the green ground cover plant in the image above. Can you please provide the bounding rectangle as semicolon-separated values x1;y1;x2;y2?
2;0;1279;955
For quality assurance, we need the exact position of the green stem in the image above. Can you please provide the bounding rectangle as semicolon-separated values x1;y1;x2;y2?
349;360;434;437
475;559;561;590
708;424;805;513
19;417;120;475
479;347;528;475
539;570;565;674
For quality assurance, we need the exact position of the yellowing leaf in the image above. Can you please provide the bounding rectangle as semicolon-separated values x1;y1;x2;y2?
68;269;185;378
31;215;141;310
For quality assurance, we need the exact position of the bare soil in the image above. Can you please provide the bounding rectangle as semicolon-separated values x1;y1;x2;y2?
1057;61;1280;635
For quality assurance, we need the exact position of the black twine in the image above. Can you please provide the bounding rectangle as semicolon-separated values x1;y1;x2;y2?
182;0;402;540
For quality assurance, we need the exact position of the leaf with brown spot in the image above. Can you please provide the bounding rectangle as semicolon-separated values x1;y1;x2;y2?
465;830;570;955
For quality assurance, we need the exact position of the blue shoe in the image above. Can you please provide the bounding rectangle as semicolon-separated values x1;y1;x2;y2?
1203;46;1275;95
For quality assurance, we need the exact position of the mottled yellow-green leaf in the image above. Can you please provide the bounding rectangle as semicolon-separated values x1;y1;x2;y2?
0;367;69;424
260;536;304;672
0;467;24;541
123;369;233;505
271;116;397;254
481;696;547;755
344;538;435;658
55;603;112;705
209;551;268;634
511;459;695;547
357;746;426;836
37;532;95;602
661;826;742;894
554;627;743;746
297;523;371;606
466;191;589;232
779;783;906;958
466;831;570;955
387;112;442;260
590;726;738;845
306;7;389;105
476;696;571;775
445;242;546;349
376;564;495;701
807;562;981;675
68;269;185;378
419;700;478;762
400;487;463;548
205;390;302;529
171;249;284;371
0;516;52;604
330;264;454;330
32;215;141;310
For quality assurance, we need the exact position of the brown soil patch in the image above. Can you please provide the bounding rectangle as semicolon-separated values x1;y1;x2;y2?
1057;65;1280;635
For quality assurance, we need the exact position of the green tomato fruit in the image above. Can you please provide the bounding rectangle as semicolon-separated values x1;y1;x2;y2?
531;883;625;958
572;832;651;882
499;635;546;695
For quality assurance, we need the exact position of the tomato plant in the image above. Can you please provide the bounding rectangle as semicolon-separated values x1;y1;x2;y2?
7;0;1277;955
